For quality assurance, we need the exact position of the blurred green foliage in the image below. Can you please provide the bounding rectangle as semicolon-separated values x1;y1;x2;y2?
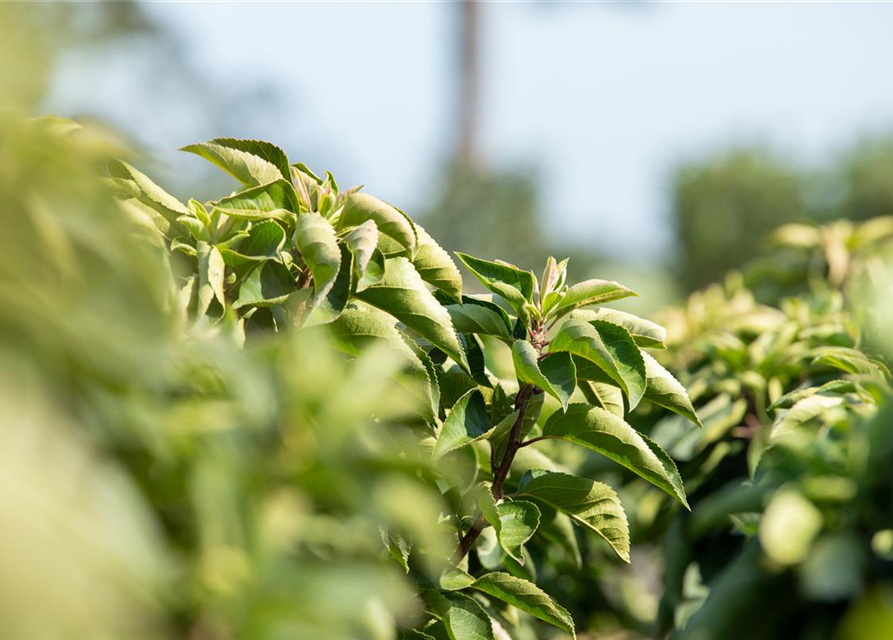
672;139;893;293
672;150;806;292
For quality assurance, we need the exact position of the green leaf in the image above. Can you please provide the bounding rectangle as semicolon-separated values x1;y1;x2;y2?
342;219;379;278
462;333;491;388
196;241;225;316
579;380;624;417
109;160;189;234
477;489;541;564
339;193;416;258
549;319;647;409
471;572;575;637
642;352;702;427
571;308;666;348
511;342;575;411
213;178;299;218
234;262;294;309
455;252;535;321
811;347;891;381
771;394;845;440
356;257;468;371
304;245;353;326
413;224;463;302
445;303;513;341
424;590;494;640
220;220;285;266
433;389;491;459
541;404;689;507
328;302;421;363
769;380;859;411
380;527;411;573
294;212;341;298
551;279;636;319
181;138;290;186
515;469;630;562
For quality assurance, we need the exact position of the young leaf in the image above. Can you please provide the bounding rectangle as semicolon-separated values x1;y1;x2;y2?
477;488;541;564
342;219;379;278
549;319;646;409
304;245;353;326
511;341;575;411
471;572;575;637
642;352;702;427
413;224;463;302
212;178;299;218
424;590;494;640
356;257;469;371
181;138;290;186
433;389;491;459
551;279;636;319
542;404;689;508
515;469;630;562
196;241;225;316
339;193;416;258
294;212;341;299
570;308;666;348
455;252;535;321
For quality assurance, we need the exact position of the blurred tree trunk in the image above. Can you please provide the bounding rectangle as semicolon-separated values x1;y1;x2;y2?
457;0;480;165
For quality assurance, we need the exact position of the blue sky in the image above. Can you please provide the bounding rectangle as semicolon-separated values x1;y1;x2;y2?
49;2;893;261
